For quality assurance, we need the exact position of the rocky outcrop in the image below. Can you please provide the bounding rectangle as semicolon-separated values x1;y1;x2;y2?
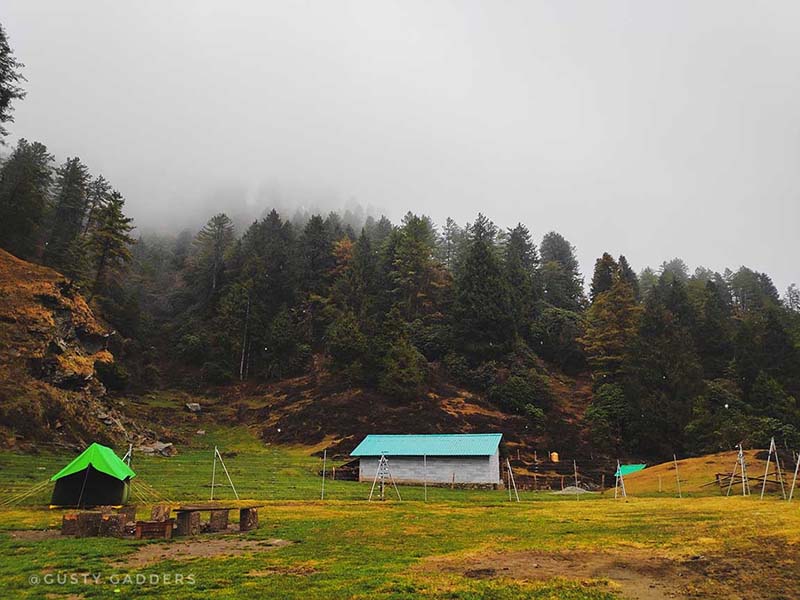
0;249;125;446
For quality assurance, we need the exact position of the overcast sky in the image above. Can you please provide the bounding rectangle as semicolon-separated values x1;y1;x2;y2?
3;1;799;291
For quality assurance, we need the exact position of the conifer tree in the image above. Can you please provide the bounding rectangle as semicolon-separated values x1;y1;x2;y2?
504;223;540;338
589;252;617;302
86;190;135;298
0;139;53;259
453;214;514;360
617;255;639;299
539;231;585;310
580;276;641;382
44;157;92;278
0;23;26;140
190;213;234;297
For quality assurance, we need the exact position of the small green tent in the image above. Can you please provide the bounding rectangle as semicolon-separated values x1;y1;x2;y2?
50;443;136;507
615;463;646;477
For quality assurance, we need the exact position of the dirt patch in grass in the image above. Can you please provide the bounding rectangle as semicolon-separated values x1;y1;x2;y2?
418;550;744;600
110;537;290;568
5;529;61;541
246;564;317;577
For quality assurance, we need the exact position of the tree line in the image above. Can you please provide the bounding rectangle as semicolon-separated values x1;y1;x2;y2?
1;19;799;460
114;209;799;459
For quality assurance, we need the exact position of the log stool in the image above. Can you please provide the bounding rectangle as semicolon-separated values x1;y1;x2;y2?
75;511;102;537
99;513;125;538
239;507;258;532
175;510;200;536
208;509;229;532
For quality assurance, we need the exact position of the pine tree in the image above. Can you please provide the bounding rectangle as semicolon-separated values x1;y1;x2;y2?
629;275;704;454
300;214;335;296
589;252;617;302
453;214;514;360
388;213;439;321
539;231;585;310
191;213;234;297
0;139;53;259
86;191;135;298
0;23;26;140
437;217;466;271
617;255;639;299
580;276;641;382
83;175;112;235
44;157;92;278
504;223;540;338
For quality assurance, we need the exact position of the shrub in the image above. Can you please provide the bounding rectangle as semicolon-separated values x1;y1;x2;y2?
95;360;129;391
379;337;429;401
488;371;550;415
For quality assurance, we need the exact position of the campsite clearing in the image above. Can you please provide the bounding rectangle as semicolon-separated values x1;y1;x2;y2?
1;494;800;599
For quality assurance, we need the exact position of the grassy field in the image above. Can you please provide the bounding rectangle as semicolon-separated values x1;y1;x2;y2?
1;429;799;599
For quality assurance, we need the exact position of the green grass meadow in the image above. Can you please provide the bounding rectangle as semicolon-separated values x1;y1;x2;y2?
1;428;799;599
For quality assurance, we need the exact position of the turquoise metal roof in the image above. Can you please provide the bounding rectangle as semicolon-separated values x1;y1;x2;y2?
351;433;502;457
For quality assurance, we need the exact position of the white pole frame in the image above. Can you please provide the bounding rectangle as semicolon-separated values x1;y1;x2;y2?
760;437;786;500
212;446;239;500
368;455;402;502
210;446;217;500
673;454;682;499
789;450;800;502
423;454;427;502
614;460;627;499
573;459;580;502
506;458;520;502
321;448;327;500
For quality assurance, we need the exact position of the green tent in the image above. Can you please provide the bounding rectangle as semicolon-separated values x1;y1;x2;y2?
615;463;646;477
50;443;136;507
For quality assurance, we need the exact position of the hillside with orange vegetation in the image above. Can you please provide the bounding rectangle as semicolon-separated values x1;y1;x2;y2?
621;449;793;497
0;248;131;447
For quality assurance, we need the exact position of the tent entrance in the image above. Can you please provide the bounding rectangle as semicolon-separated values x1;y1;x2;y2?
51;465;131;507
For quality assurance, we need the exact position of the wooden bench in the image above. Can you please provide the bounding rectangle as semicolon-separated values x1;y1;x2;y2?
172;504;263;535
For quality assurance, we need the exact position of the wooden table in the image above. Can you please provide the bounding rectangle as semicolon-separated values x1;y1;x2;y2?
172;504;263;535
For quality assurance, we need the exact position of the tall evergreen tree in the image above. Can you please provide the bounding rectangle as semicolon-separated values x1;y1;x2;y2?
388;213;439;321
617;255;639;299
300;214;335;296
190;213;234;297
0;23;26;140
0;139;53;259
86;190;135;298
629;275;704;454
453;214;514;360
504;223;540;338
580;276;641;382
539;231;585;310
589;252;617;302
44;157;91;278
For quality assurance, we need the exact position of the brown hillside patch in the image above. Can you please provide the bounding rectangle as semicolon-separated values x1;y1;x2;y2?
237;375;538;458
622;450;778;496
0;249;128;446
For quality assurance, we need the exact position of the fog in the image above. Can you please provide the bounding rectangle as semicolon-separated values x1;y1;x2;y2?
4;1;800;290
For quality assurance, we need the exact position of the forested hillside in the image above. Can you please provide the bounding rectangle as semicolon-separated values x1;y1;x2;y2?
1;21;799;461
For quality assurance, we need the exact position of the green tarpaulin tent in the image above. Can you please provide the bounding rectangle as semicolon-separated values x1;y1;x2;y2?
50;443;135;507
615;463;646;477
